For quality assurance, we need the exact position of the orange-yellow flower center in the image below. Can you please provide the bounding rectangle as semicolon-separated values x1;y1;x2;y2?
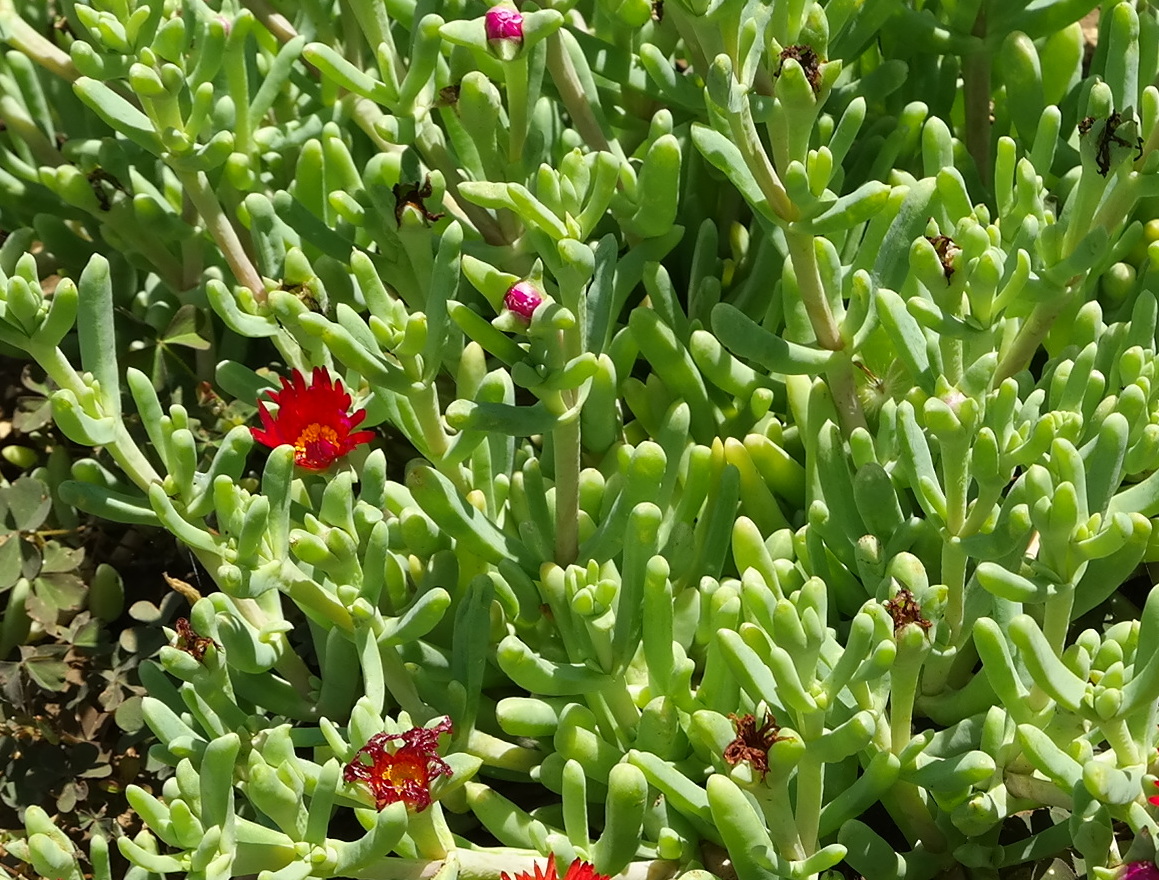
295;423;339;455
375;751;426;789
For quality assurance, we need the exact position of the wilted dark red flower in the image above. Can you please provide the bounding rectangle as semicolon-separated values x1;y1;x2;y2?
250;367;374;470
343;717;453;811
723;712;788;781
500;857;610;880
504;281;543;321
485;6;524;41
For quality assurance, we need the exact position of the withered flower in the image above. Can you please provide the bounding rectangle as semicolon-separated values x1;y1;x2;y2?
925;234;959;282
173;618;217;663
393;176;445;226
884;588;931;633
723;711;789;781
776;45;822;94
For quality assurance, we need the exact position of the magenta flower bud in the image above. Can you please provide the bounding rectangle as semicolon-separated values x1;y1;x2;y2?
503;282;542;321
485;7;524;42
1124;864;1159;880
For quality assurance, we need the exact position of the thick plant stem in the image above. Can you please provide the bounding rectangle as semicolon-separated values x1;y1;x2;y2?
795;712;825;855
35;345;163;489
1041;587;1074;659
889;642;924;756
505;57;530;167
381;643;432;720
994;278;1080;381
546;33;616;157
176;169;266;301
409;380;469;494
0;0;77;80
962;9;991;187
342;0;402;85
553;328;581;567
942;438;970;643
553;415;580;567
783;230;867;434
1102;718;1141;767
240;0;298;43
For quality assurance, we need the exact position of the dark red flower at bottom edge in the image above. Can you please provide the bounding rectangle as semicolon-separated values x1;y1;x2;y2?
343;717;453;812
250;367;375;470
500;857;611;880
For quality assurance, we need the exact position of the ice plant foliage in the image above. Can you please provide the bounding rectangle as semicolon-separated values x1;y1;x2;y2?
500;858;610;880
343;717;453;811
503;281;543;322
10;0;1159;879
250;367;374;470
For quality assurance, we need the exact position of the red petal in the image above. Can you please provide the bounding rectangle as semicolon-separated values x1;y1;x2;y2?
562;860;609;880
250;368;375;464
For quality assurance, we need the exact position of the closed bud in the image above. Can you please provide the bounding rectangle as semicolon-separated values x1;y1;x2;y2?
485;6;524;59
503;281;543;321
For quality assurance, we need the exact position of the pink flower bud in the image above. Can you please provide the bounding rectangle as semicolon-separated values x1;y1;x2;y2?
485;7;524;42
503;282;542;321
1123;862;1159;880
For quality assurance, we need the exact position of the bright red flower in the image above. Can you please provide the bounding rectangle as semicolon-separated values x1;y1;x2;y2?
250;367;374;470
500;858;610;880
343;717;453;812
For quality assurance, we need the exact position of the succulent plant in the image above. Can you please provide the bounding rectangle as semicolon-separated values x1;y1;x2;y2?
4;1;1159;879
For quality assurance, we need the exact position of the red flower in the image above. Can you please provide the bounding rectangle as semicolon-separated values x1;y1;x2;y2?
501;858;610;880
343;717;453;812
503;281;543;322
250;367;374;470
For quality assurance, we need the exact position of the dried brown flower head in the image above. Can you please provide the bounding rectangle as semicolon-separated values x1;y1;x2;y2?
884;589;931;633
393;176;445;226
925;234;959;282
776;45;822;93
723;712;788;781
173;618;217;663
